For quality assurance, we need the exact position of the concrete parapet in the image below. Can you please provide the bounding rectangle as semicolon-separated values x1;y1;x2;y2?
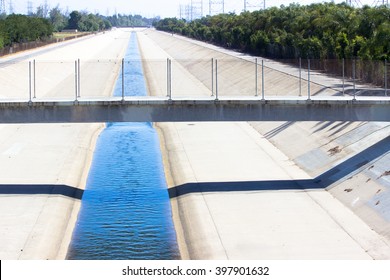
1;97;390;123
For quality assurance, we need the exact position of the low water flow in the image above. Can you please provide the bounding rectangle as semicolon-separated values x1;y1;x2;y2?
67;32;180;260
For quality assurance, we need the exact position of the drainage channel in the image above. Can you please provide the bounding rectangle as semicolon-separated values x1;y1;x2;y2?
66;32;180;260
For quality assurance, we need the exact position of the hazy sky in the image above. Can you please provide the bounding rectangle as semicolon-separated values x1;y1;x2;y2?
6;0;384;18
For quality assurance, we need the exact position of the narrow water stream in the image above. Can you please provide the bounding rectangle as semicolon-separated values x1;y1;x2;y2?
67;32;180;260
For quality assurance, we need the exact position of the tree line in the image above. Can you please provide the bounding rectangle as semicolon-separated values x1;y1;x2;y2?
0;11;110;49
106;14;158;28
154;3;390;61
1;4;157;49
0;15;52;48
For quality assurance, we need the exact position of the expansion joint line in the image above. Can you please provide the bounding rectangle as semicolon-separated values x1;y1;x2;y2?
200;192;230;259
302;189;374;259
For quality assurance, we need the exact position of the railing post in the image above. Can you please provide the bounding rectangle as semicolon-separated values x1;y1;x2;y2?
255;58;258;97
262;59;265;100
211;58;214;96
75;60;78;101
215;59;219;101
28;61;32;103
307;58;311;100
122;58;125;101
385;59;388;96
167;58;172;100
33;59;36;99
299;57;302;96
78;58;81;98
167;58;169;98
353;58;356;100
342;58;345;95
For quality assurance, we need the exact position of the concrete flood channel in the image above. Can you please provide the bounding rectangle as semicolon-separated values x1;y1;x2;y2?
66;33;180;260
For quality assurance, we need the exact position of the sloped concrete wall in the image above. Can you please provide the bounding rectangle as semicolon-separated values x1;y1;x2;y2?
143;30;390;246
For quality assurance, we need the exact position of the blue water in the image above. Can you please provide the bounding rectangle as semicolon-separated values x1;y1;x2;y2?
67;33;180;260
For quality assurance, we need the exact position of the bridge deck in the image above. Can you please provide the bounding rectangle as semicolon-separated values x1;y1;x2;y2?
1;96;390;123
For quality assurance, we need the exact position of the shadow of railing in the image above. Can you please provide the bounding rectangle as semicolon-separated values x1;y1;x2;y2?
169;135;390;198
0;184;84;200
2;137;390;200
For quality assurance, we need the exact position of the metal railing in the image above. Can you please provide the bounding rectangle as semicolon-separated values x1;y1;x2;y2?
0;57;388;102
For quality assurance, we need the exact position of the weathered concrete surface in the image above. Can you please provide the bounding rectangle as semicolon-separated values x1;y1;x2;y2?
138;30;390;259
2;97;390;123
0;29;130;259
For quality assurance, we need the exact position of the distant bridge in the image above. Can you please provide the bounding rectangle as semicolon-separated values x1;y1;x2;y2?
1;96;390;123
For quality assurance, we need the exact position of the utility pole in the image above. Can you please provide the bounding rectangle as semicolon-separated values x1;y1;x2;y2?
177;4;191;21
191;0;193;21
0;0;5;15
27;1;33;16
43;0;49;18
178;5;182;19
9;0;14;14
185;4;191;21
191;0;203;20
179;1;203;21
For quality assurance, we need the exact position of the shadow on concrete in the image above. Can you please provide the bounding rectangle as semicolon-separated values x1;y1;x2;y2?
344;88;388;96
312;121;336;134
263;121;295;139
314;135;390;187
312;86;341;96
168;179;315;198
312;121;356;136
328;122;356;137
0;184;84;199
169;135;390;198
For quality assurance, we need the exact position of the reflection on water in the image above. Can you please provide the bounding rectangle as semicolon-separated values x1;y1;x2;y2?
67;32;180;260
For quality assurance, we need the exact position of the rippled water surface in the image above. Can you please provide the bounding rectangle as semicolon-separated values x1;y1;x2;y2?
67;32;180;260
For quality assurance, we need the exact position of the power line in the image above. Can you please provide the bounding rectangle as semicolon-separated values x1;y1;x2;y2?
346;0;364;7
244;1;266;12
209;0;225;16
5;0;22;14
372;0;389;6
182;1;267;18
179;1;203;21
